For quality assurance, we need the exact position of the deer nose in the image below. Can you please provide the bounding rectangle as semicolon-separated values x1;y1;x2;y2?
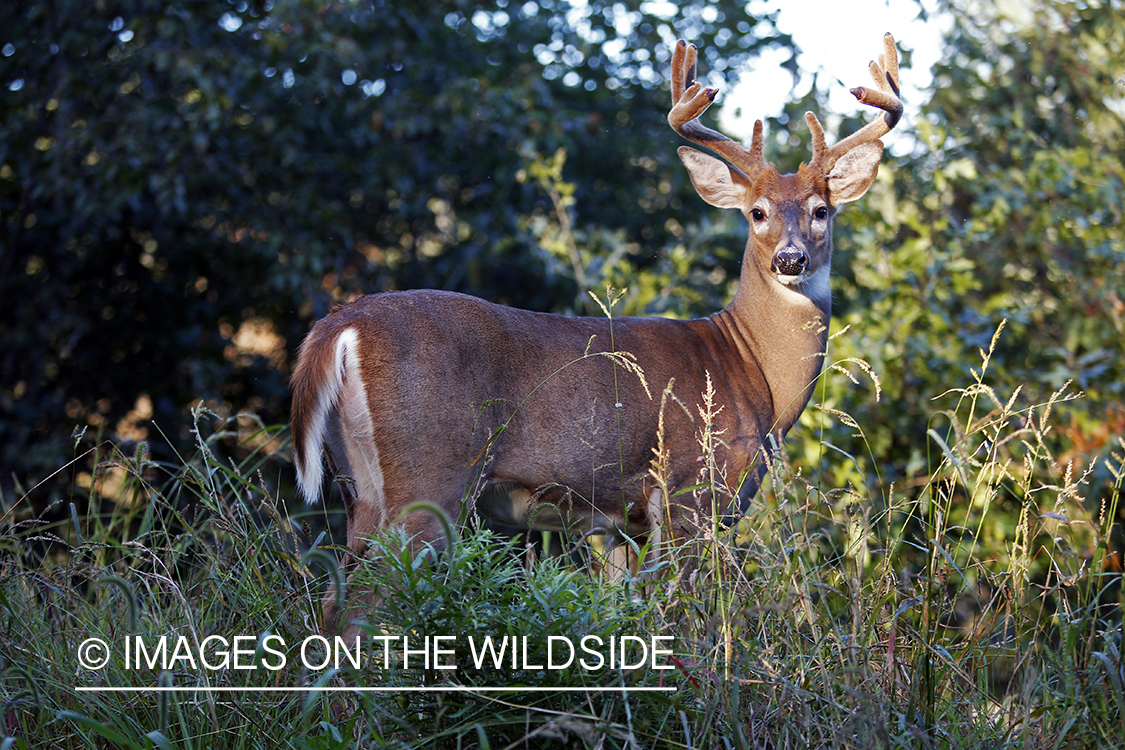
772;247;808;277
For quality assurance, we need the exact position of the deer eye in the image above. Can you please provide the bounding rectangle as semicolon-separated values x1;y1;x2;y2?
750;208;766;222
813;206;829;220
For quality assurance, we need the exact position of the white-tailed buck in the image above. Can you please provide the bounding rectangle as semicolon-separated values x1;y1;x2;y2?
293;35;903;634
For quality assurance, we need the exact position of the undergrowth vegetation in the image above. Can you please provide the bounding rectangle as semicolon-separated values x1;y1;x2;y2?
2;339;1123;748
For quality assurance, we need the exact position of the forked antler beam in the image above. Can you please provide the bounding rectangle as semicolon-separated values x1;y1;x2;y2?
668;39;769;179
808;32;903;173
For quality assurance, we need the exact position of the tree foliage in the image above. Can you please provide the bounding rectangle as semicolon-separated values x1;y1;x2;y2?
0;0;792;491
1;0;1122;541
813;0;1125;555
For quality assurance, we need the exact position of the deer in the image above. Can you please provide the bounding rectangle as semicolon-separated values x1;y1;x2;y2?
291;34;903;637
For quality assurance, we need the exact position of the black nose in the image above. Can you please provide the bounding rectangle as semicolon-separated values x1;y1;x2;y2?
772;247;808;276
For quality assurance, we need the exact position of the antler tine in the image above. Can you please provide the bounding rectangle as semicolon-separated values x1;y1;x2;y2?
808;32;903;174
668;39;769;178
880;31;899;95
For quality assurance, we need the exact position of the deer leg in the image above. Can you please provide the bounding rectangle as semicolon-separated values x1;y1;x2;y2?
322;484;383;644
599;536;633;580
325;475;467;643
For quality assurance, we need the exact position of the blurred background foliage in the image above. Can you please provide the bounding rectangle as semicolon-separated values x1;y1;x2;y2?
0;0;790;491
1;0;1122;561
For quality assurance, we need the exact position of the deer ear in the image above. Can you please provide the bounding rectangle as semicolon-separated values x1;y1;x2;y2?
678;146;749;210
826;140;883;205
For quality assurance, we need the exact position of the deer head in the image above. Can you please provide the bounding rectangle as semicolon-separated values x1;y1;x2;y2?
668;34;902;311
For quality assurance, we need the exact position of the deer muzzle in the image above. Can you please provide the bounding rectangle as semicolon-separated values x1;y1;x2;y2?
772;246;809;282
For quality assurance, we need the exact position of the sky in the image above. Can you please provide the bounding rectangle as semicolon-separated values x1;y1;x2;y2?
718;0;950;153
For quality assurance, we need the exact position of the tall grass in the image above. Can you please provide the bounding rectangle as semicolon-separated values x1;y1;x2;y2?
1;336;1122;748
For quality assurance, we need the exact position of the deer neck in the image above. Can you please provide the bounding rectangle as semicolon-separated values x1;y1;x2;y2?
716;243;831;436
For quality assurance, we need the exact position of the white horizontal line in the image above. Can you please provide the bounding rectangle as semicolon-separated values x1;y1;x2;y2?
76;686;677;693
